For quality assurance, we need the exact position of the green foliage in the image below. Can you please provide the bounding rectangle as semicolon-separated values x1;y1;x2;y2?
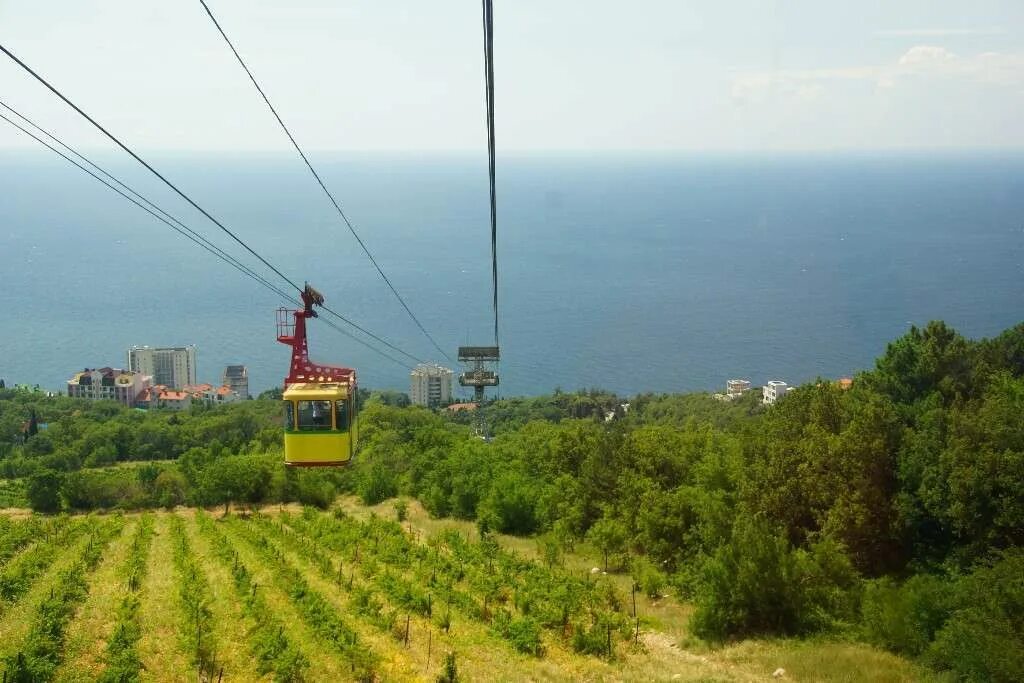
358;461;398;505
692;517;859;640
169;516;218;680
99;515;155;683
631;556;666;599
228;514;377;680
477;471;541;534
196;511;308;681
394;498;409;522
1;516;121;681
861;574;955;657
436;651;458;683
928;548;1024;682
0;517;86;605
586;517;628;571
26;468;62;513
492;611;543;655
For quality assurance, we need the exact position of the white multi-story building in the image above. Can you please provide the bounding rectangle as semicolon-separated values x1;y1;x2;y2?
410;363;453;407
68;368;150;407
222;365;249;399
127;345;197;389
762;380;790;405
726;379;751;398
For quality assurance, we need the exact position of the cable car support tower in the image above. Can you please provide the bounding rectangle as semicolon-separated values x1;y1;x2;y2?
458;346;499;436
459;0;500;438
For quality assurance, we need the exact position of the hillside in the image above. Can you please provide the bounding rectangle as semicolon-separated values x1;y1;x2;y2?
0;502;929;683
1;320;1022;681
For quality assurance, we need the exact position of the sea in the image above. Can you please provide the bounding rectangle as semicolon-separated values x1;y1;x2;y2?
1;151;1022;398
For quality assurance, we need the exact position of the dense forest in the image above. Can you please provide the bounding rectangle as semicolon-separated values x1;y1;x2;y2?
1;320;1022;681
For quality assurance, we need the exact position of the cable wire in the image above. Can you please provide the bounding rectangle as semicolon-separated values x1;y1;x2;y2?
0;42;422;367
0;41;303;294
198;0;453;365
0;98;291;303
0;105;414;370
481;0;500;348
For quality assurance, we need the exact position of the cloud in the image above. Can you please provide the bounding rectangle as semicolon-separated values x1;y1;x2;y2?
874;28;1007;37
731;46;1024;103
898;45;956;66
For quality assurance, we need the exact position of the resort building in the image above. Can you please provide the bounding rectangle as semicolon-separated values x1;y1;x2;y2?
410;363;453;407
67;368;151;407
726;379;751;398
127;345;197;389
222;364;249;399
762;380;790;405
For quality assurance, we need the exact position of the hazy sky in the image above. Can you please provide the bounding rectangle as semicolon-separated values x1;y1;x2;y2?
2;1;1023;152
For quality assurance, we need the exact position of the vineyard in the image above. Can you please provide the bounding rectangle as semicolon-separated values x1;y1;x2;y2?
0;501;927;683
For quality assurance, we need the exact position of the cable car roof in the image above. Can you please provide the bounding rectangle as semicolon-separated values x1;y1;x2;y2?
283;383;349;400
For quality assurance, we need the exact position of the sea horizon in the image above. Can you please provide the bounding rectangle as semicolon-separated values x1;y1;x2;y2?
2;151;1022;397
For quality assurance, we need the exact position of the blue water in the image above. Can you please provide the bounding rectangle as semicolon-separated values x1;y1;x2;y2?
1;152;1022;397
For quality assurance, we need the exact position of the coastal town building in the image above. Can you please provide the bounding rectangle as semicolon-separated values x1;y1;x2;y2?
726;379;751;398
762;380;790;405
222;364;249;399
410;363;453;407
67;368;151;407
155;389;191;411
183;383;241;406
127;345;197;389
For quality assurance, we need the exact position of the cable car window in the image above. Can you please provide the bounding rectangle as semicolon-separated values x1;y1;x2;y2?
335;400;348;431
297;400;332;431
283;401;295;430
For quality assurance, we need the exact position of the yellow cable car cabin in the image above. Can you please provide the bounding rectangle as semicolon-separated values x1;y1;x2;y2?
276;285;359;467
282;382;357;466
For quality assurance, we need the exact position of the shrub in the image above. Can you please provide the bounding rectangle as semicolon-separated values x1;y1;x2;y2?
928;549;1024;682
436;651;458;683
631;556;667;599
571;616;624;658
861;574;955;656
26;468;62;513
493;610;543;655
395;498;409;522
691;517;860;640
477;472;541;535
358;462;398;505
296;471;336;509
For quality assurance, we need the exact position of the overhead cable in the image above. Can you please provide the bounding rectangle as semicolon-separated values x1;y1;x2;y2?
0;104;413;370
0;41;303;294
481;0;500;348
198;0;454;364
0;42;422;367
0;98;291;302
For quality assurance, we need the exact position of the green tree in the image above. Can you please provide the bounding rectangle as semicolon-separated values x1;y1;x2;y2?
587;516;628;572
26;468;62;512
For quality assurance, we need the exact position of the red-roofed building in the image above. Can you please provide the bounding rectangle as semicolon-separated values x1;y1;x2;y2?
182;383;240;405
155;390;192;411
